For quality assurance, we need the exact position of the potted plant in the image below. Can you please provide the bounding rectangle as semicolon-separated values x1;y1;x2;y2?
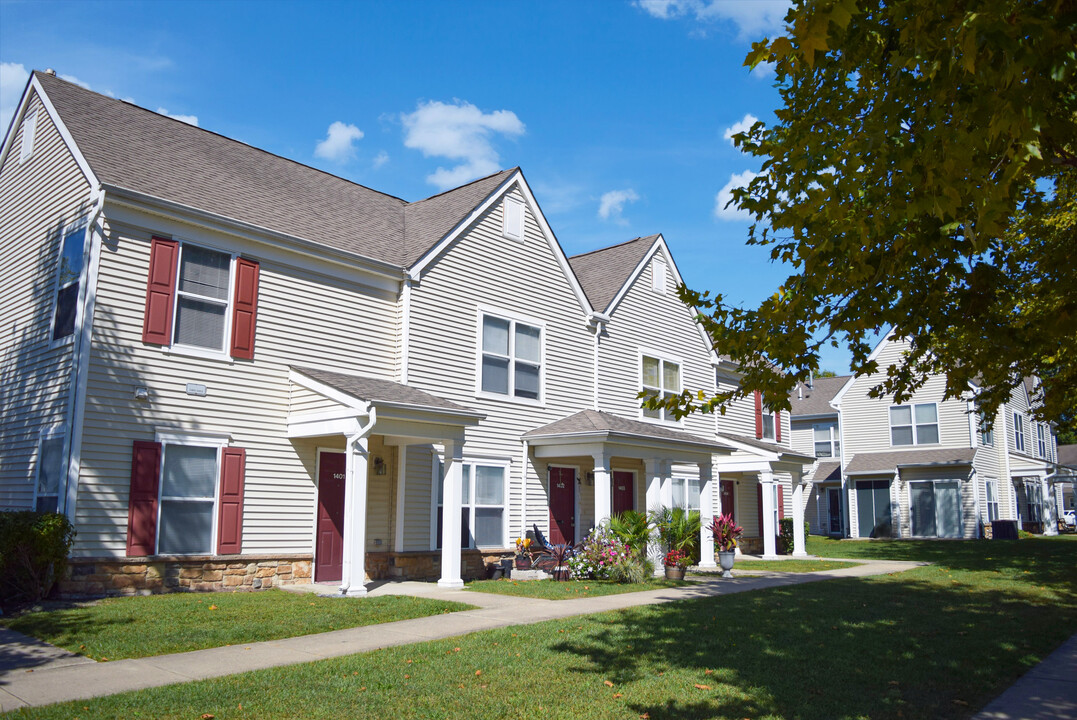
649;506;701;566
663;548;691;580
514;536;533;570
709;513;743;578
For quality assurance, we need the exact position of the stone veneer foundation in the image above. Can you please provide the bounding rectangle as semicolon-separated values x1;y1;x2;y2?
60;550;517;597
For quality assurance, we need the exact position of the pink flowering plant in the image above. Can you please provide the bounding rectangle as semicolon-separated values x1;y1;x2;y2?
663;548;691;568
568;526;631;581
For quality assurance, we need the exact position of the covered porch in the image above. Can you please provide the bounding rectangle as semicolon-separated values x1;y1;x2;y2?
288;367;485;596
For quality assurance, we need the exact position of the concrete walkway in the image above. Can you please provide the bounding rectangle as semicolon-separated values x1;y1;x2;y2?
972;632;1077;720
0;558;916;711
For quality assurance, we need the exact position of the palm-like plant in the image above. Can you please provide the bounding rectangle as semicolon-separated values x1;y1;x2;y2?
607;510;653;558
649;506;701;560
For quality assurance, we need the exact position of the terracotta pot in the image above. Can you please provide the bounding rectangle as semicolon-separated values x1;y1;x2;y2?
664;566;686;581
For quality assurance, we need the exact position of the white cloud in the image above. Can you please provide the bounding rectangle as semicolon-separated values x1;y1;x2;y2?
636;0;790;38
1;62;30;135
372;150;389;169
402;99;525;190
722;113;759;147
314;121;364;162
156;107;199;126
714;170;759;221
59;73;91;90
598;189;640;225
751;60;777;79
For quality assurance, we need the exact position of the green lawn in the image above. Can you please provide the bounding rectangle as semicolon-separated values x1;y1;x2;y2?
12;537;1077;720
1;589;472;660
694;558;859;573
466;578;693;599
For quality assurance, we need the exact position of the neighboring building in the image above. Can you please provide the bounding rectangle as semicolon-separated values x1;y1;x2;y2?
1056;445;1077;523
787;375;850;537
789;335;1063;540
1;72;811;597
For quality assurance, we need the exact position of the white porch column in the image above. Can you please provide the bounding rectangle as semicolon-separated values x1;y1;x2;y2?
1042;475;1058;536
1014;478;1024;530
438;440;465;588
340;434;370;597
660;461;673;509
593;450;612;527
698;461;716;568
645;458;663;565
760;470;778;559
791;468;807;557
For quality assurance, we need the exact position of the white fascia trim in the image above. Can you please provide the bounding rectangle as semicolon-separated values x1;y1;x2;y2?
829;329;896;409
407;169;594;317
288;369;371;413
104;185;404;283
0;75;100;187
373;400;486;422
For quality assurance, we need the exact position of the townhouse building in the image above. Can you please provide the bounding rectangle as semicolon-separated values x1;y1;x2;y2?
789;336;1065;540
1;71;809;598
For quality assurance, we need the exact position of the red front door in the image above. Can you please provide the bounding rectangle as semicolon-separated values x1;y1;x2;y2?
612;471;634;515
315;452;346;582
720;480;735;522
548;466;575;545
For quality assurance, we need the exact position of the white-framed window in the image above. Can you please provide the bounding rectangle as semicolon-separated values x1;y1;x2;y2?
1037;424;1046;458
50;221;89;342
651;258;667;294
813;422;840;458
434;459;508;549
502;197;524;241
641;353;680;423
172;242;235;354
979;409;994;446
34;427;66;513
19;109;38;163
890;403;939;446
478;311;543;402
985;479;999;522
761;409;777;441
670;473;701;511
1014;412;1025;452
156;433;227;555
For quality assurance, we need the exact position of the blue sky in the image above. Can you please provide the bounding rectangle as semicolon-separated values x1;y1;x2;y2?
1;0;854;373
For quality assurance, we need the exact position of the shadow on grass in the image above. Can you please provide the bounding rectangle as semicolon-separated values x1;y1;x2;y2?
549;564;1077;720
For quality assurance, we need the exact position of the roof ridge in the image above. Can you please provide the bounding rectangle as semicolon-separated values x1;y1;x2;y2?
568;234;659;261
33;70;410;206
410;167;517;205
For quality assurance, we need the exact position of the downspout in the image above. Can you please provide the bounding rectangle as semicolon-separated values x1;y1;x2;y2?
62;187;106;519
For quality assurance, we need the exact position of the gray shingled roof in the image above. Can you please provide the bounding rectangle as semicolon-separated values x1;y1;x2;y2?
523;409;724;449
810;460;842;483
293;367;481;416
568;235;659;313
34;72;513;270
845;448;976;475
718;433;817;461
1058;444;1077;470
789;375;850;416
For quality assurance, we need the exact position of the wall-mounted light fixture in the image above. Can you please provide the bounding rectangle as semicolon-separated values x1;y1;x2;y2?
134;386;150;401
372;456;387;475
585;471;595;486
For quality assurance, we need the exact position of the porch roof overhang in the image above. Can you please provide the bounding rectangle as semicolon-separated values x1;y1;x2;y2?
810;460;843;483
287;366;485;442
522;410;730;462
715;433;816;464
844;447;976;476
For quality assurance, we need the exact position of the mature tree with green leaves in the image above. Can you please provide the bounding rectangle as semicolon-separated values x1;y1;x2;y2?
663;0;1076;430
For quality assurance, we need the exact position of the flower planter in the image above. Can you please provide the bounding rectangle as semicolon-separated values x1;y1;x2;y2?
515;556;532;570
664;566;686;581
717;550;736;578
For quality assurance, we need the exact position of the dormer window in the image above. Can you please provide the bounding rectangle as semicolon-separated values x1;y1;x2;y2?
502;198;524;241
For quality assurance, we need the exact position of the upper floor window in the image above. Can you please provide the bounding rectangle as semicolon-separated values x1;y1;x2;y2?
35;428;65;513
502;198;524;241
142;237;260;360
1037;424;1046;458
890;403;939;446
979;409;994;446
51;223;88;341
754;390;780;442
19;109;38;163
813;422;840;458
480;313;542;401
1014;412;1025;452
641;355;679;422
651;258;667;294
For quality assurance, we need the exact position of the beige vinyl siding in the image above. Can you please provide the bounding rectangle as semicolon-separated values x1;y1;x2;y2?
0;91;93;508
715;374;758;439
289;385;343;416
73;210;399;557
406;185;594;546
596;249;714;441
402;444;436;551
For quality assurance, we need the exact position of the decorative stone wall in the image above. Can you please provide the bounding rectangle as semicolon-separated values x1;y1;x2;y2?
60;554;312;598
366;550;515;581
739;537;764;555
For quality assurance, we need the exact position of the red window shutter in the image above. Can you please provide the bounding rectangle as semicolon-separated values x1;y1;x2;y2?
126;441;162;556
217;447;246;554
776;411;782;443
142;237;179;345
778;483;785;520
229;258;259;360
754;390;763;439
